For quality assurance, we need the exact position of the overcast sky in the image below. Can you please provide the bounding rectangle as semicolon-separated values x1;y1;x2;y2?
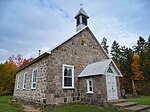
0;0;150;62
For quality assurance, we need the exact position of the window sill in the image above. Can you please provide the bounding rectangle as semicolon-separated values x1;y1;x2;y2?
62;87;75;89
86;92;94;94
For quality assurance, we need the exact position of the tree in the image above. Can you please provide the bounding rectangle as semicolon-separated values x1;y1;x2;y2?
111;41;121;63
133;36;146;54
0;62;18;95
19;58;33;68
101;37;109;54
139;37;150;80
0;54;33;95
131;54;144;80
121;48;135;93
7;54;23;67
7;54;33;68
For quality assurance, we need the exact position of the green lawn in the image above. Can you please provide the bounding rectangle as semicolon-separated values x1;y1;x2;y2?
0;96;22;112
47;103;120;112
128;95;150;105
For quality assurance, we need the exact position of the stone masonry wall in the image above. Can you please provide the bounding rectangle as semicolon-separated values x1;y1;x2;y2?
13;56;48;104
46;28;108;104
78;76;107;106
116;77;121;99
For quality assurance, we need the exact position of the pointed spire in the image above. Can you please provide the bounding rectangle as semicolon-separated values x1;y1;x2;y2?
75;8;89;19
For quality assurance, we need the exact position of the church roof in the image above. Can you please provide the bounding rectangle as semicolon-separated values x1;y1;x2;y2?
46;27;109;58
17;27;109;73
75;8;89;19
78;59;122;78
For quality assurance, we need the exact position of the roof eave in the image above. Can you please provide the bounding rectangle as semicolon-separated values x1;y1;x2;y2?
16;52;49;73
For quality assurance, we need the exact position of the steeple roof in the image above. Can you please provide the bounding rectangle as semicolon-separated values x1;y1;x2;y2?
75;8;89;19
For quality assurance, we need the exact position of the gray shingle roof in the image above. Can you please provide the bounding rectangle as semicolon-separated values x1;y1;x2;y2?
75;8;89;18
78;59;122;78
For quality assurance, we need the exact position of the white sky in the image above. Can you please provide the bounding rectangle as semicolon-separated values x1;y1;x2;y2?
0;0;150;62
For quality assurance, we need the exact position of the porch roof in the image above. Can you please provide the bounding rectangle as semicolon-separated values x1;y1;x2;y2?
78;59;122;78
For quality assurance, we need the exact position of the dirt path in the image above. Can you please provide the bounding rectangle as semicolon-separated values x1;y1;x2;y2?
22;104;42;112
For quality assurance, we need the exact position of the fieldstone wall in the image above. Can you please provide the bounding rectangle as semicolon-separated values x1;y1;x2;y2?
116;77;121;99
78;76;107;106
13;56;48;104
13;27;122;105
46;27;108;104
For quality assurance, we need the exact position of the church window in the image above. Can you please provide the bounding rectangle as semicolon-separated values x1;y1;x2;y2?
17;75;21;89
62;64;74;89
23;73;27;89
86;79;93;93
31;68;38;89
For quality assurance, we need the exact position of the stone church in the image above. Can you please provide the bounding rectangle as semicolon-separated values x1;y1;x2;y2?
14;8;122;105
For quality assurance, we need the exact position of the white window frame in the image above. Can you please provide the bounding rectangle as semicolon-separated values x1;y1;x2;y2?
86;79;94;94
23;73;27;89
17;75;21;89
62;64;74;89
31;68;38;89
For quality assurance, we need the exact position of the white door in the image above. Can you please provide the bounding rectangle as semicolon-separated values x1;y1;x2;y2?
106;73;118;100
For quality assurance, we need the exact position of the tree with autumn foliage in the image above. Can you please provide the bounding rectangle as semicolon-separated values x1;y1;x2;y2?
0;54;33;95
131;54;144;80
8;54;33;68
0;61;18;95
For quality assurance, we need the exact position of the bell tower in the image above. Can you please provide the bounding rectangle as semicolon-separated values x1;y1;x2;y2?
74;7;89;32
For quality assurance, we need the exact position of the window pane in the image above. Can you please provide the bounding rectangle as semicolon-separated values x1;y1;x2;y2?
64;68;68;76
68;68;72;76
33;70;37;82
24;85;26;89
89;81;92;86
90;87;92;91
24;74;27;84
33;83;36;88
64;67;72;76
64;77;72;86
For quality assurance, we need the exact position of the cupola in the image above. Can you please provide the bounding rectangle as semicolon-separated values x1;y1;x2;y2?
75;8;89;32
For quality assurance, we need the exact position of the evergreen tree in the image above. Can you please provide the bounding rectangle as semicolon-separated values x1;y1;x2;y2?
111;41;121;63
139;36;150;80
133;36;146;54
101;37;109;54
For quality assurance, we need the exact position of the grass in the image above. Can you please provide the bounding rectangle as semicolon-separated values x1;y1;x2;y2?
47;103;120;112
128;95;150;105
0;96;22;112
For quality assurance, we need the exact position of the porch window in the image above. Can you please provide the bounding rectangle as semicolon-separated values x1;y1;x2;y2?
23;73;27;89
62;64;74;89
17;75;21;89
31;69;38;89
86;79;93;93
